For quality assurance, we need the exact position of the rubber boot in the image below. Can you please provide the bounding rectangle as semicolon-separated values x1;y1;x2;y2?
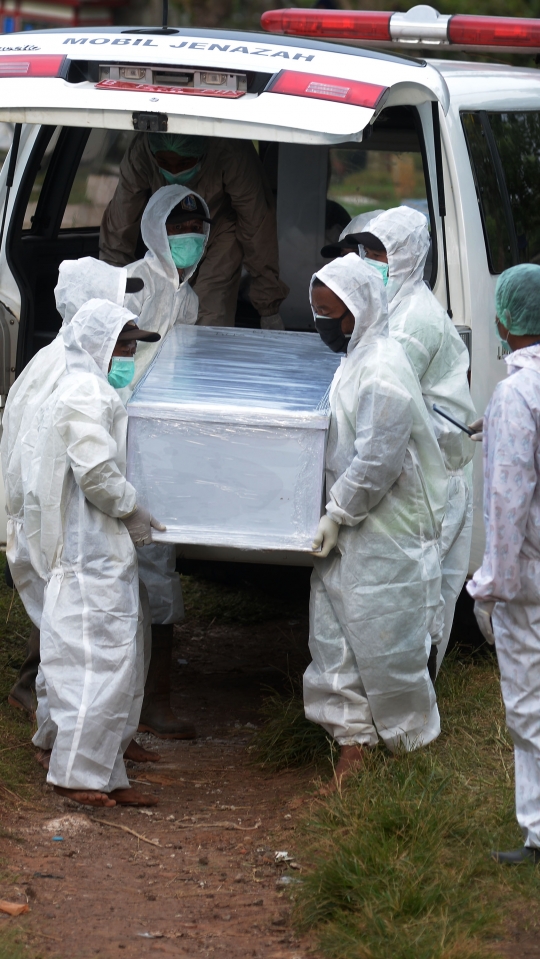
8;624;40;718
138;624;196;739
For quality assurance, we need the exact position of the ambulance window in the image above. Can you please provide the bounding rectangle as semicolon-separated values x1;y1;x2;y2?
462;110;540;272
60;129;134;230
23;126;62;230
488;112;540;267
326;107;430;269
327;146;427;226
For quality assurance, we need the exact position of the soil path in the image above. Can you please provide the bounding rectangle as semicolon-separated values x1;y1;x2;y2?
0;594;320;958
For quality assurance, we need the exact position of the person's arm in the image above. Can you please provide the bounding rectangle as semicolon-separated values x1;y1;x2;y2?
468;380;537;603
326;369;413;526
221;141;289;317
99;135;155;267
55;381;136;518
175;284;199;326
389;298;440;382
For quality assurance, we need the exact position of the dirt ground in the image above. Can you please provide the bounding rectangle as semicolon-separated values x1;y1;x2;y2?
2;574;540;959
0;591;322;959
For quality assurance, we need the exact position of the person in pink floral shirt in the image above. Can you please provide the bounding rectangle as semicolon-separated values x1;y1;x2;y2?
468;262;540;864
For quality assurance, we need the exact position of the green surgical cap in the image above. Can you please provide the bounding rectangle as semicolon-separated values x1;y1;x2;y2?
496;263;540;336
148;133;209;158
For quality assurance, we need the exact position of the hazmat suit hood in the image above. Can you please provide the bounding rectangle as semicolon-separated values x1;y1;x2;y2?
365;207;430;305
140;184;210;289
339;209;385;245
312;253;388;354
55;257;128;326
62;299;138;379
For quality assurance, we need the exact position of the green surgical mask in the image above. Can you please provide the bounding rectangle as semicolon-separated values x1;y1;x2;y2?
160;161;202;185
365;257;389;286
108;356;135;389
168;233;205;269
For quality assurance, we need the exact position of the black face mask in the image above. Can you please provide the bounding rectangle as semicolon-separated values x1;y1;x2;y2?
313;310;350;354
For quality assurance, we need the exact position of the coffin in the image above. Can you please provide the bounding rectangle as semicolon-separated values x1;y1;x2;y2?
126;325;341;552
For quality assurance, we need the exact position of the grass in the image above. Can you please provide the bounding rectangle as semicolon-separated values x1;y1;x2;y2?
0;928;44;959
0;553;36;800
255;651;540;958
252;679;338;771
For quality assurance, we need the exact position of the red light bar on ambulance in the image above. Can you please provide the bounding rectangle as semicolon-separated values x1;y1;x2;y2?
262;9;392;41
0;54;66;78
261;4;540;52
266;71;388;109
448;14;540;48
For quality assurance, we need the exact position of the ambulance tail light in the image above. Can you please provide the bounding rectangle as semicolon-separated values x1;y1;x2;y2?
266;70;388;109
448;14;540;48
0;55;66;78
261;9;391;41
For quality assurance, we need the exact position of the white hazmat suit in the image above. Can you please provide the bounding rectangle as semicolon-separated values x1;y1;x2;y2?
1;258;129;628
365;207;475;671
304;254;447;752
23;300;144;792
122;185;210;626
122;184;209;395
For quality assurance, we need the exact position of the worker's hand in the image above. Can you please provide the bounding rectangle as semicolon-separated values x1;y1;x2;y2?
312;515;340;557
473;600;496;645
260;313;285;331
121;505;166;546
469;417;484;442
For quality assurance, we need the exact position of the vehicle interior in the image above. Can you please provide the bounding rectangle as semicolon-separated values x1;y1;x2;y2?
5;103;434;373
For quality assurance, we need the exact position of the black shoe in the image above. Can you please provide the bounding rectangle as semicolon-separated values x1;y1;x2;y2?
8;624;40;719
427;644;437;684
491;846;540;864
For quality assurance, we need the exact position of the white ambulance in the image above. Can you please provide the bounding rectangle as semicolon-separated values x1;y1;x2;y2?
0;4;538;571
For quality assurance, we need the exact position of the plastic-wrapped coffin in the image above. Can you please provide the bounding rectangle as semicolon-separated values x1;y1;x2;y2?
126;326;342;551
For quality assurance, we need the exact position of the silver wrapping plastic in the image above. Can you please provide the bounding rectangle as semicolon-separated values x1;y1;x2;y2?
127;326;341;551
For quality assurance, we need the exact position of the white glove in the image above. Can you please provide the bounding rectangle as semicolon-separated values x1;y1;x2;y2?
312;515;340;557
470;417;484;442
260;313;285;331
473;600;496;645
121;505;166;546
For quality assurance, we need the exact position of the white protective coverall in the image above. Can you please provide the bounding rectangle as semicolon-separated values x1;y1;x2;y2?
304;254;447;752
122;184;209;395
468;345;540;848
23;300;144;792
121;184;210;625
1;258;129;628
365;207;475;671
